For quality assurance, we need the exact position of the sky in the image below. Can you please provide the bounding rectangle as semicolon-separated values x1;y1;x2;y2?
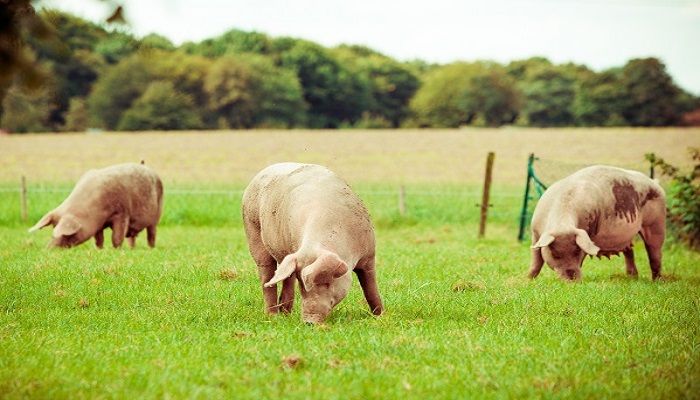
40;0;700;94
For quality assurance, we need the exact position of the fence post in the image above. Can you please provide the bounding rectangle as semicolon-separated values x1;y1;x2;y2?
398;185;406;216
517;154;535;242
20;176;28;222
479;152;495;238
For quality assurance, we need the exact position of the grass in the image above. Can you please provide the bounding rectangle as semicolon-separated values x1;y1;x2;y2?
1;129;699;398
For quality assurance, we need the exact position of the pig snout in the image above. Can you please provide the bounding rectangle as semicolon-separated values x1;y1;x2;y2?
558;268;581;281
301;299;333;324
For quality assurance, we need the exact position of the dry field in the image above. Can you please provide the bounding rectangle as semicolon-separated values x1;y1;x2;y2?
1;128;698;187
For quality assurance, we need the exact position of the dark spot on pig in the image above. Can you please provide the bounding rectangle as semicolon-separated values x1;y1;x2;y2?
612;180;640;222
565;269;577;280
640;188;660;207
584;210;601;236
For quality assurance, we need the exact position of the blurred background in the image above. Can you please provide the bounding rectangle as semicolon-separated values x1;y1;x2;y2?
1;0;699;133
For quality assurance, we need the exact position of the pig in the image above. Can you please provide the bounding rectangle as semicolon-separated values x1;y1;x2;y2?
28;162;163;249
528;165;666;281
242;162;383;324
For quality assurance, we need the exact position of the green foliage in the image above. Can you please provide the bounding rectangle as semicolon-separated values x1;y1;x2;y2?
4;9;698;132
410;62;519;127
280;41;371;127
25;11;108;129
63;97;89;131
0;83;51;133
118;81;203;130
87;54;154;129
140;33;175;51
148;51;211;121
646;149;700;250
512;59;579;126
334;46;420;127
621;58;680;126
573;69;627;126
182;29;272;58
94;31;139;64
205;54;307;128
341;112;393;129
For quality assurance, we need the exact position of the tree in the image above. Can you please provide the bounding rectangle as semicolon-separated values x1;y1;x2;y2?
118;81;202;130
334;46;420;127
20;11;108;129
279;41;371;127
148;51;211;125
510;58;579;126
64;97;89;131
620;58;680;126
87;54;154;129
140;33;175;51
573;69;627;126
182;29;271;58
410;62;520;127
0;83;51;133
94;31;139;64
205;54;307;128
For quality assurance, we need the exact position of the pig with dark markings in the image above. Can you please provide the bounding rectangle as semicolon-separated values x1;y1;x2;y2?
529;165;666;281
242;162;383;324
29;162;163;249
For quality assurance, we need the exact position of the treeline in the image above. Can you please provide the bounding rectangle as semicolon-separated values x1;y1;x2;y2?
1;10;699;133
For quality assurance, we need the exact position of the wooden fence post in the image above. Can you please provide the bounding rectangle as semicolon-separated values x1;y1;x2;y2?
20;176;28;222
398;185;406;216
479;152;495;238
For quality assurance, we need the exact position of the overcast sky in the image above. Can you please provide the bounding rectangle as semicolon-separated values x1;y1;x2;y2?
40;0;700;94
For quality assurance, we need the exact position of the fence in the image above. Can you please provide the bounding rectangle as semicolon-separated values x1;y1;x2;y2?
1;177;524;230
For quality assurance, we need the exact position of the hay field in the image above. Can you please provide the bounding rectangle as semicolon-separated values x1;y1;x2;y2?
1;128;698;187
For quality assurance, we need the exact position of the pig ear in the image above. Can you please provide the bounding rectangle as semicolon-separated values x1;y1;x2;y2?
301;253;348;292
264;254;297;287
532;233;555;249
52;215;81;238
28;212;55;233
575;229;600;256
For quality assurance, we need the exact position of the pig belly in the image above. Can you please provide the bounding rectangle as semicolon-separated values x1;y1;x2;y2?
591;216;642;251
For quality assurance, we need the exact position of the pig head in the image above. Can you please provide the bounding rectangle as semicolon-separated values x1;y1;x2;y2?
531;229;600;280
28;211;104;248
264;250;351;324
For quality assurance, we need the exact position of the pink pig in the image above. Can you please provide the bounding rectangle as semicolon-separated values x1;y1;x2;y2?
29;162;163;249
529;165;666;281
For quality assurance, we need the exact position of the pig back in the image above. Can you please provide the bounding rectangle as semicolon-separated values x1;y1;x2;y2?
245;163;374;261
535;165;664;248
66;163;162;226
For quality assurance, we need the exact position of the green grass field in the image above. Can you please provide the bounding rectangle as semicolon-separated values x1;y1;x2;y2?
1;129;699;398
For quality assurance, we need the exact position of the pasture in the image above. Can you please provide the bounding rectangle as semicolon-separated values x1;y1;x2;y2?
1;128;699;399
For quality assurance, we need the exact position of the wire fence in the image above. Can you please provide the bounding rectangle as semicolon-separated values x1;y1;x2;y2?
0;181;527;230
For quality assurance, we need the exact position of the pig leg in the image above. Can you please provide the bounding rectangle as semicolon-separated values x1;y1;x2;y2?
258;264;279;314
244;221;279;314
127;235;136;248
111;214;129;248
147;225;157;248
641;223;664;280
278;277;295;313
94;229;104;249
355;258;383;315
623;247;638;277
528;248;544;279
